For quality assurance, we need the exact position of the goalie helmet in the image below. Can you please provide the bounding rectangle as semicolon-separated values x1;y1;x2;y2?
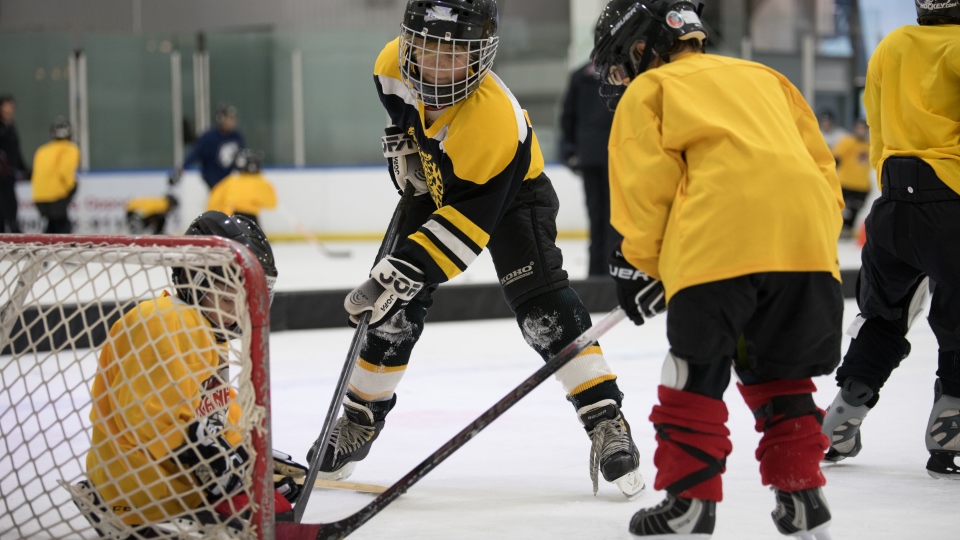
916;0;960;24
234;148;263;174
591;0;706;110
50;117;71;140
173;211;278;335
399;0;499;109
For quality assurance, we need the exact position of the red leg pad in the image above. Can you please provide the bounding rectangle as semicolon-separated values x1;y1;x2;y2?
649;386;732;501
737;379;829;491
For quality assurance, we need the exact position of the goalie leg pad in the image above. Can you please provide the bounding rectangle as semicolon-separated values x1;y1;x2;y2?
649;386;732;502
737;379;828;491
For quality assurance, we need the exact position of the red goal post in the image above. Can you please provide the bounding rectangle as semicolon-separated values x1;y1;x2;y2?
0;234;278;539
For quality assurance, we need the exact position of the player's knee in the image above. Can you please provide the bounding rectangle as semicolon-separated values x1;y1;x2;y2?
661;352;690;390
515;287;590;359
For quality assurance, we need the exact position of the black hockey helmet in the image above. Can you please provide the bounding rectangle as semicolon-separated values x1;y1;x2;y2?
234;148;263;174
591;0;706;110
399;0;500;108
916;0;960;25
50;117;71;140
173;211;278;334
214;103;237;125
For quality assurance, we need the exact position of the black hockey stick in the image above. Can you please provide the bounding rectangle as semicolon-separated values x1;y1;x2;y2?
312;307;628;539
291;184;416;522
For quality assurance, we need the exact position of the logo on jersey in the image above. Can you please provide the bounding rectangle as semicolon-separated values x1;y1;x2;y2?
500;261;535;286
408;126;444;208
218;141;241;169
665;11;685;28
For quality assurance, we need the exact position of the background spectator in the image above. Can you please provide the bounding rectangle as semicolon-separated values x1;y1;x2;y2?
178;103;244;190
0;94;30;233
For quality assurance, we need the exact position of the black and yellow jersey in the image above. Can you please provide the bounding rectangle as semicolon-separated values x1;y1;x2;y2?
609;52;843;301
864;24;960;193
31;139;79;203
374;38;546;284
86;292;242;524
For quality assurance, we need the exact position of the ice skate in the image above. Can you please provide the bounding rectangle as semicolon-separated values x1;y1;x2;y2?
821;379;874;462
925;378;960;479
628;494;715;538
771;487;832;539
308;393;395;481
579;399;644;499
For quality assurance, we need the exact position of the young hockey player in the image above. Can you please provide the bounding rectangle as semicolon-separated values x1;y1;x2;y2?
821;3;960;480
308;0;643;499
832;118;872;238
178;103;244;190
206;149;277;227
31;118;79;234
126;175;181;235
80;211;304;537
592;0;844;537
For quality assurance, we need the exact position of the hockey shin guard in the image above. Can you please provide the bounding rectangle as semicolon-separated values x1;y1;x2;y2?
837;316;912;395
738;379;828;491
516;287;623;409
649;386;732;501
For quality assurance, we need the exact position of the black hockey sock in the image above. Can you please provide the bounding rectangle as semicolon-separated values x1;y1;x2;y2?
937;349;960;398
836;316;911;394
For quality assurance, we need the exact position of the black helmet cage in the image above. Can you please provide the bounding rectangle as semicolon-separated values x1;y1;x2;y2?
592;0;707;111
915;0;960;24
399;0;500;108
50;117;71;140
234;148;263;174
172;211;278;339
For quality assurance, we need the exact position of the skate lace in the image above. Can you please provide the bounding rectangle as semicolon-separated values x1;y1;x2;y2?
329;415;375;461
588;418;631;494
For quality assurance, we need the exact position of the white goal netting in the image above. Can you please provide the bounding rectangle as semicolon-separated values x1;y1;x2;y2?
0;235;274;540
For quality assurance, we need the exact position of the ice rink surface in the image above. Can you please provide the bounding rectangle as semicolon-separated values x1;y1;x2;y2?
262;239;956;540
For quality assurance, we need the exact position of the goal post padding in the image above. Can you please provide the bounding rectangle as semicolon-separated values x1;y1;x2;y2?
0;234;276;540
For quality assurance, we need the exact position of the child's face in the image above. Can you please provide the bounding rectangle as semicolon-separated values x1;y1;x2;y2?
854;122;869;139
200;280;240;333
414;41;471;86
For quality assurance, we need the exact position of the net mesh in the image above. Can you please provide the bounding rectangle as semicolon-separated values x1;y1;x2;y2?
0;237;269;540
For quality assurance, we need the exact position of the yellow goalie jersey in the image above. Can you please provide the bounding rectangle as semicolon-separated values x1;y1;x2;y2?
31;139;79;203
373;38;546;283
206;172;278;217
86;291;242;525
608;53;843;301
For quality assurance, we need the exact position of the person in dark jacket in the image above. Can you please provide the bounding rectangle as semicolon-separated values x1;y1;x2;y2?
178;103;244;190
0;94;30;233
560;62;622;276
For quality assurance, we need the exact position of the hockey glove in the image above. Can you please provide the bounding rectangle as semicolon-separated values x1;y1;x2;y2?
345;256;425;329
382;125;429;197
272;449;308;479
174;419;250;503
609;248;666;326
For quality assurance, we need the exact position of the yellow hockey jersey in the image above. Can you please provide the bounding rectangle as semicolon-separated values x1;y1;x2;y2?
127;196;171;218
608;53;843;301
206;172;278;217
833;134;872;192
86;292;242;525
31;139;79;203
374;38;546;283
864;24;960;193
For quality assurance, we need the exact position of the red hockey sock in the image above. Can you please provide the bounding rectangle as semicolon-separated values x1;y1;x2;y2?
649;386;732;502
214;488;292;517
737;379;829;491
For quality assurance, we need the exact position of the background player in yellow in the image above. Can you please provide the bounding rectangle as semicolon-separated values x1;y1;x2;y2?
79;211;302;537
832;118;872;238
593;0;844;537
206;148;277;227
308;0;644;500
126;174;181;235
31;118;79;234
821;1;960;481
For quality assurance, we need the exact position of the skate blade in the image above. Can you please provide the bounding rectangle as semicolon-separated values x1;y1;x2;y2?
612;470;645;500
926;470;960;480
791;521;832;540
314;461;357;482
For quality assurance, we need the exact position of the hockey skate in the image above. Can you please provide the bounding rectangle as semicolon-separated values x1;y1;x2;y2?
579;399;644;499
925;378;960;479
307;393;395;481
771;487;832;540
628;494;715;538
821;379;874;462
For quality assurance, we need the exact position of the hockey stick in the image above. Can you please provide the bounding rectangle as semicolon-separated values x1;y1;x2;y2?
312;307;628;539
290;184;416;523
275;204;352;259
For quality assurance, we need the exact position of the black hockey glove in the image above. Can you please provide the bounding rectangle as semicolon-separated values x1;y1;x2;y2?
609;248;667;326
382;125;429;197
174;419;250;503
345;255;425;329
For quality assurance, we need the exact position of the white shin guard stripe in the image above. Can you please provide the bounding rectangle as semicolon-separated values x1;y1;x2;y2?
348;360;407;402
555;351;614;395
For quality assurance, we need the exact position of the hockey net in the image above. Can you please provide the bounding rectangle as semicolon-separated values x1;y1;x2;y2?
0;234;277;540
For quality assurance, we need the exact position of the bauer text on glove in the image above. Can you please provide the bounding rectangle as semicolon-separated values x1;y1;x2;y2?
609;249;667;325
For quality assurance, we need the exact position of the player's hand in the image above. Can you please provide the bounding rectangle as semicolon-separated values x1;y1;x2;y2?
382;126;429;197
609;248;666;326
345;256;425;329
272;449;307;479
174;419;250;502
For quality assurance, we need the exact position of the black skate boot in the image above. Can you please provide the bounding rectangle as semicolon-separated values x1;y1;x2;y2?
925;378;960;479
629;494;715;538
771;487;832;539
579;399;644;499
821;378;875;462
307;393;396;481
